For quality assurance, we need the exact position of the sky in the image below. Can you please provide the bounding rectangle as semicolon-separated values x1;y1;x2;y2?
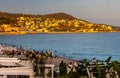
0;0;120;26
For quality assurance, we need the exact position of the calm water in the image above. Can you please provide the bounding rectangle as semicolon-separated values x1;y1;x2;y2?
0;32;120;61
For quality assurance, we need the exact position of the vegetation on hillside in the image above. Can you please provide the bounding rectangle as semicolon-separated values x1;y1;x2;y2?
0;12;119;34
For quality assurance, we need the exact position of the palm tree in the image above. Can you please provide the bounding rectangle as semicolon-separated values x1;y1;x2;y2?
32;53;47;78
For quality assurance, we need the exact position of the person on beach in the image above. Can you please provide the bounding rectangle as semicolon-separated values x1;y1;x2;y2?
67;62;73;73
92;57;96;64
68;62;73;69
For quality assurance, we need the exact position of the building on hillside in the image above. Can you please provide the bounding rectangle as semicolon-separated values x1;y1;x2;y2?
37;28;49;32
1;24;19;32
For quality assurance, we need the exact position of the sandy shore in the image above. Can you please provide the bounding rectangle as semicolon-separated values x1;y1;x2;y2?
46;56;79;67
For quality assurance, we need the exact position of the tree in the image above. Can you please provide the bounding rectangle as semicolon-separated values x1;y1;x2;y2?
32;53;46;77
59;60;67;76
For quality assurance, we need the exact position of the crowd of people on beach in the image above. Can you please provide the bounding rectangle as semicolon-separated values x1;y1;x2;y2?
0;43;81;74
0;43;56;64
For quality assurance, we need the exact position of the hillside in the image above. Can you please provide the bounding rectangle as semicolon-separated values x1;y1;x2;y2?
0;12;76;25
0;12;119;34
41;13;76;20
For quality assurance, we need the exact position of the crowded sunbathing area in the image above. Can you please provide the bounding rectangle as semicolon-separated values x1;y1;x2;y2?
0;43;120;78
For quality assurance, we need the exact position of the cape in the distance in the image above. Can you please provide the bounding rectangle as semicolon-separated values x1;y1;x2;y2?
0;12;120;34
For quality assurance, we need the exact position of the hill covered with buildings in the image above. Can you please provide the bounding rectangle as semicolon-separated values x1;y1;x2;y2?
0;12;119;34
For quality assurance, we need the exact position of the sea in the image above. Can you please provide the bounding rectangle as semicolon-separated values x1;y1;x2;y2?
0;32;120;61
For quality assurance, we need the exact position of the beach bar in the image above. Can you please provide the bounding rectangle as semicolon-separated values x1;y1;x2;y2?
0;57;34;78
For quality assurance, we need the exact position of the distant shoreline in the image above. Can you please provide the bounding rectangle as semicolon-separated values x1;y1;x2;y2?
0;31;119;35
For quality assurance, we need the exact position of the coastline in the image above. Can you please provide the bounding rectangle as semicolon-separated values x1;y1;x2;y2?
0;31;118;35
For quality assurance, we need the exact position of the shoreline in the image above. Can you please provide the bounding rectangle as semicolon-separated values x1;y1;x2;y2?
0;31;119;35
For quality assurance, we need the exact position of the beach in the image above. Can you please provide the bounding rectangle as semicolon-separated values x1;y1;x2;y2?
0;44;80;78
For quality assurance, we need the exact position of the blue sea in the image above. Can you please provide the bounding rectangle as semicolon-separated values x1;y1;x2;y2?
0;32;120;61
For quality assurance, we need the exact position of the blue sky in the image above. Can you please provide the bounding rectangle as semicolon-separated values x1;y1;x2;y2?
0;0;120;26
